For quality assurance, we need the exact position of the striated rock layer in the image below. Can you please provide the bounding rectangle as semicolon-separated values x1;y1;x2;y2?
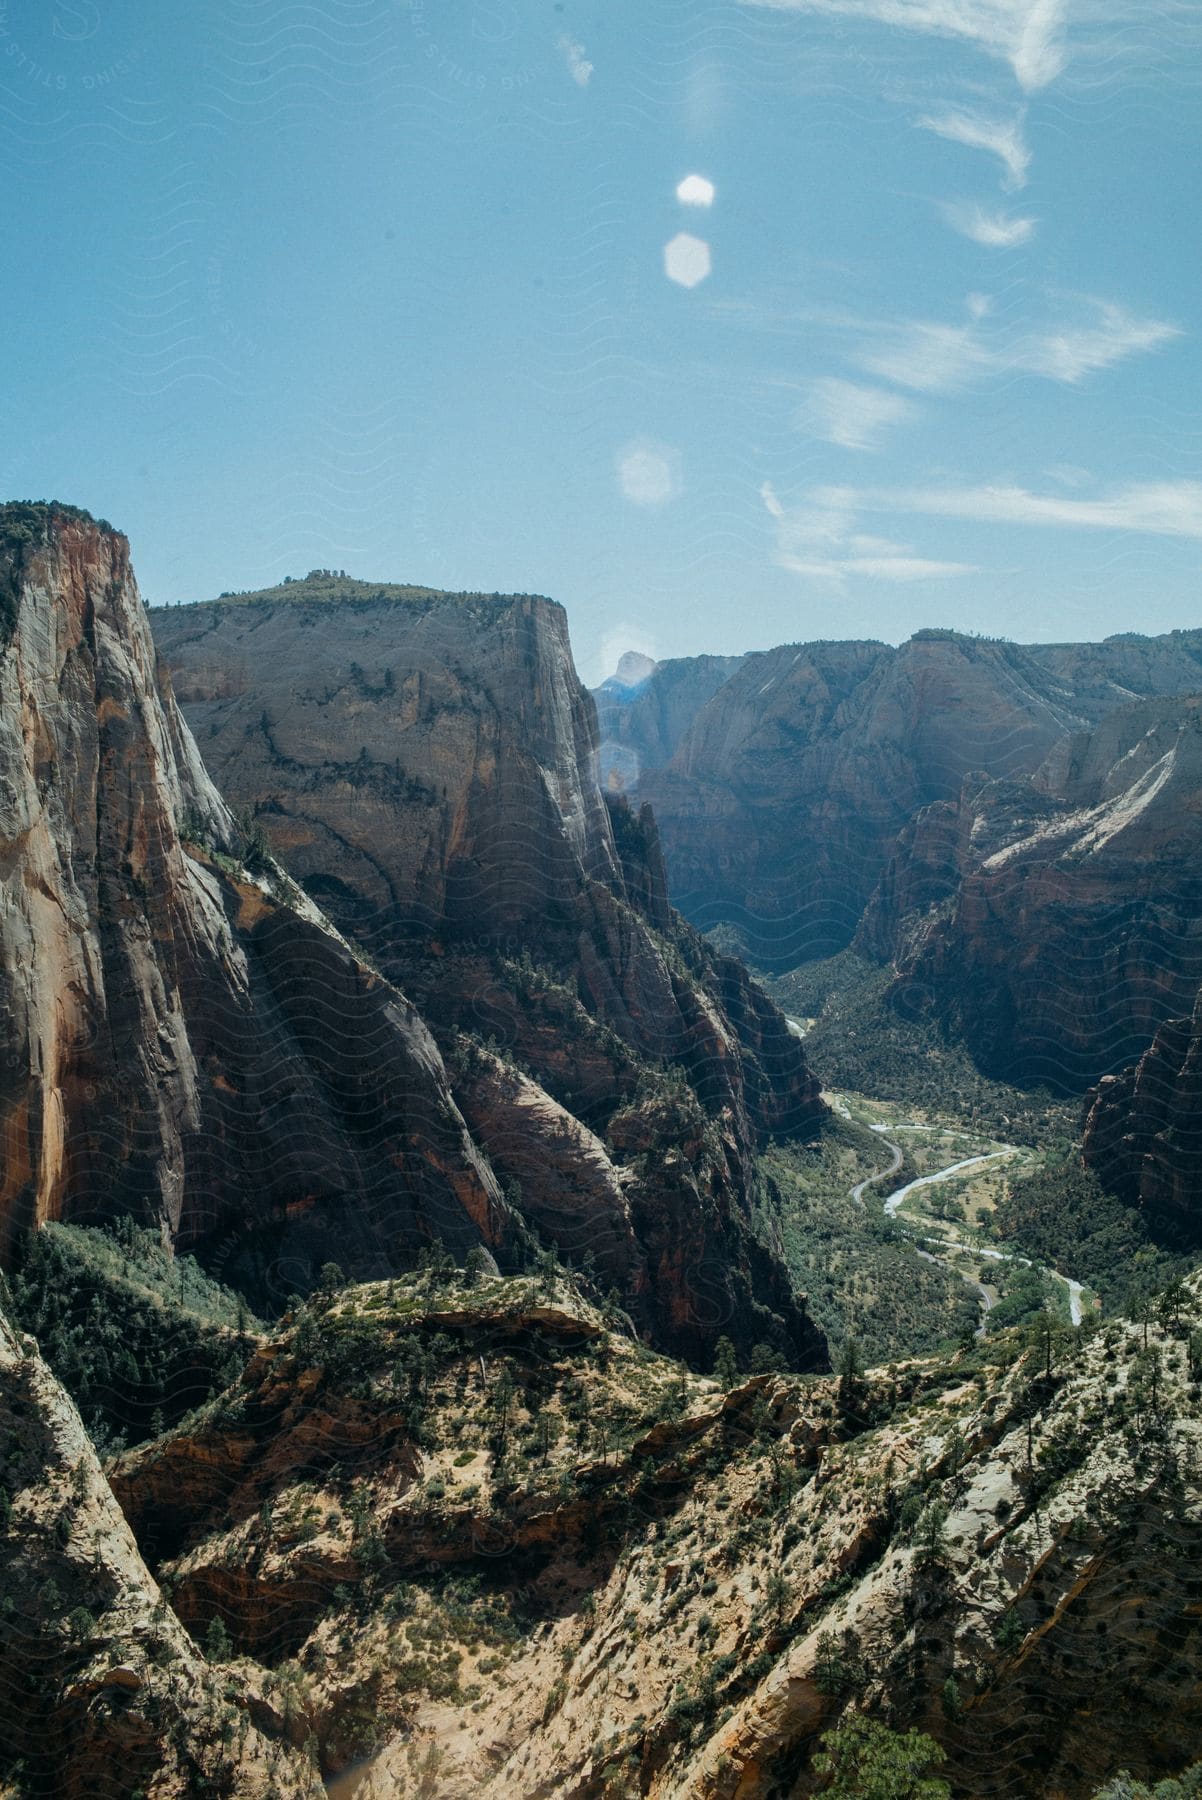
153;579;827;1366
0;503;507;1293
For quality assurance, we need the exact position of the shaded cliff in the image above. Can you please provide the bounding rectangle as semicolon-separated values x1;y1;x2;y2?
151;578;827;1367
599;627;1202;972
1083;984;1202;1246
0;502;507;1296
631;632;1099;968
882;696;1202;1093
594;650;746;793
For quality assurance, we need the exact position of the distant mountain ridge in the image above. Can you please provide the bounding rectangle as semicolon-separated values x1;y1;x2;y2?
591;626;1202;970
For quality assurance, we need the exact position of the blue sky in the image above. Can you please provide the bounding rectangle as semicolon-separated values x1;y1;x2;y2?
1;1;1199;681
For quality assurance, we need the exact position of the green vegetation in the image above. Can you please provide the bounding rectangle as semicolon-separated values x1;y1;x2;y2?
7;1219;258;1453
762;952;1074;1147
154;570;550;614
993;1158;1190;1313
760;1129;978;1363
813;1715;950;1799
1094;1763;1202;1798
0;499;115;544
984;1262;1067;1334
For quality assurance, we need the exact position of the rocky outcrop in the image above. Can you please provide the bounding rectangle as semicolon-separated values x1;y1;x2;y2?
0;503;505;1291
0;1296;318;1797
886;696;1202;1092
109;1268;1202;1799
152;577;827;1366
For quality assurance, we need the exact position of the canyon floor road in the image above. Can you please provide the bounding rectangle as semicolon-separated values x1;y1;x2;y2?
833;1099;1091;1331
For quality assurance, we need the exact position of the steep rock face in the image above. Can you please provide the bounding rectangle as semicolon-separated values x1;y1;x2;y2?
152;581;826;1366
155;584;619;943
1026;628;1202;718
594;628;1202;974
0;1299;318;1797
634;632;1091;967
888;696;1202;1092
594;651;746;792
0;504;504;1288
1082;987;1202;1244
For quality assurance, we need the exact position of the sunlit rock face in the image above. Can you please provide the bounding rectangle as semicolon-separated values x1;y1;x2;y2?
0;504;503;1291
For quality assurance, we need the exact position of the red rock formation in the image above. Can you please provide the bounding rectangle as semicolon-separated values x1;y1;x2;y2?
0;503;503;1289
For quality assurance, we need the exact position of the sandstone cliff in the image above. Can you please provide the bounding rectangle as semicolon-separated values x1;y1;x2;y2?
0;503;505;1292
1082;984;1202;1245
152;580;827;1366
594;651;745;792
631;632;1099;968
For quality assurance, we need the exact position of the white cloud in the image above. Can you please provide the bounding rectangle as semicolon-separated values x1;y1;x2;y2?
1021;301;1180;382
676;174;715;207
738;0;1069;91
616;439;683;507
855;296;1180;393
917;106;1031;188
558;35;593;86
858;320;990;392
763;484;978;582
801;377;915;450
843;477;1202;538
760;480;785;518
664;232;712;288
941;201;1037;246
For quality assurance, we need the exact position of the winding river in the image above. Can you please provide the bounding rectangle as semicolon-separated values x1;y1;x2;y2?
853;1125;1087;1329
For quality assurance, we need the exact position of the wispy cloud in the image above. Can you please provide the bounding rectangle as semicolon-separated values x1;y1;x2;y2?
762;484;978;581
800;377;915;450
917;107;1031;188
558;35;593;86
1021;303;1181;382
941;201;1036;246
738;0;1070;91
839;477;1202;538
857;297;1180;393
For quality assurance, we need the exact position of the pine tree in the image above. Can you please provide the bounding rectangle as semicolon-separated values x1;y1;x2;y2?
713;1335;739;1390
